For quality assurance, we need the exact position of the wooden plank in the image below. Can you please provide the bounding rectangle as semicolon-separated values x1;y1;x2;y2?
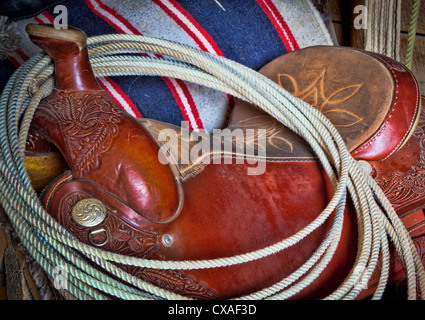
328;0;365;23
332;21;364;48
328;0;365;48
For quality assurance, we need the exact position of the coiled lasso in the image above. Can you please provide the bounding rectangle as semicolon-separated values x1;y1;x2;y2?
1;33;425;300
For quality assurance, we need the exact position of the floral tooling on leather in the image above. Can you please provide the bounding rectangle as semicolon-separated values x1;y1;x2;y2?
37;91;122;178
278;70;364;127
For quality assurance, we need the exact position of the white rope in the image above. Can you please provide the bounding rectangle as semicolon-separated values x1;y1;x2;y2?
0;33;424;300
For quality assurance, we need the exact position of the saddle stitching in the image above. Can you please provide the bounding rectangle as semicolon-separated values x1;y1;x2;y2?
352;53;420;161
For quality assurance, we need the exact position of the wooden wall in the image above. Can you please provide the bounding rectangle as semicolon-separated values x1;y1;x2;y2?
328;0;425;93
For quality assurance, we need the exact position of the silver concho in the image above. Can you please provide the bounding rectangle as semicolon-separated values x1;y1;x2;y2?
72;198;107;227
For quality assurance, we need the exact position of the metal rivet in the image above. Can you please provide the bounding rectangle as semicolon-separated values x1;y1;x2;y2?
162;234;173;247
72;198;107;227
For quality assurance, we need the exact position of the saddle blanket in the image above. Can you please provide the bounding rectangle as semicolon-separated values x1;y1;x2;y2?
0;0;333;132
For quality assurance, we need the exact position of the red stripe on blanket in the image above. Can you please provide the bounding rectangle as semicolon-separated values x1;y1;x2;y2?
153;0;235;115
153;0;223;56
98;77;142;118
256;0;299;52
163;77;203;130
103;77;142;117
8;49;29;67
89;0;140;34
16;49;30;62
175;78;203;129
8;56;21;68
34;12;54;24
85;0;203;130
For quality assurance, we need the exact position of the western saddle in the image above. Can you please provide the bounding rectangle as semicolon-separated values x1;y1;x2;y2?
19;24;425;299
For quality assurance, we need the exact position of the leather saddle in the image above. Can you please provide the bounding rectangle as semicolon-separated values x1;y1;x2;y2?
24;24;425;299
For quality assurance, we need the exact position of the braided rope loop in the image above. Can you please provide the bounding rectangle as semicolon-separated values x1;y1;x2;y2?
0;34;423;300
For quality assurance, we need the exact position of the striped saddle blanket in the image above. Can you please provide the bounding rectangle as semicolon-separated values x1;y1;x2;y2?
0;0;333;133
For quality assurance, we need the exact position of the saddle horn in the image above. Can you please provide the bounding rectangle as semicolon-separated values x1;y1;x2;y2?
26;24;183;224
